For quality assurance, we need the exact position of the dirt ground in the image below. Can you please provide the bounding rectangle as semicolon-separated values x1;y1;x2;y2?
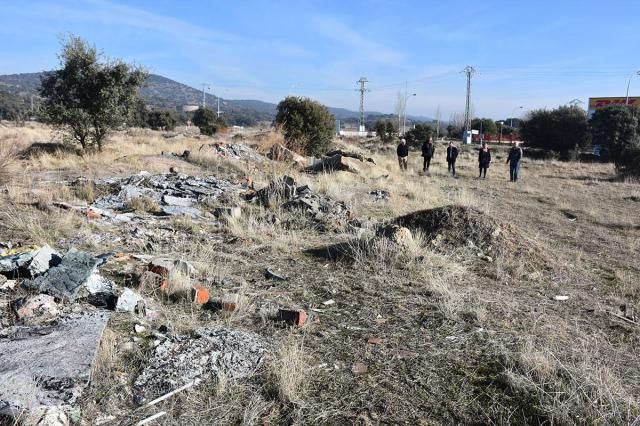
1;124;639;425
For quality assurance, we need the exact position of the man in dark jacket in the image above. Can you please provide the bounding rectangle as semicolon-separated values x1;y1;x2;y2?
506;141;523;182
421;137;435;172
478;142;491;178
446;141;459;176
397;138;409;171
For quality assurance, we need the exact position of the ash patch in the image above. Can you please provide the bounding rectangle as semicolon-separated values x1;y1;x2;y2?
133;327;269;402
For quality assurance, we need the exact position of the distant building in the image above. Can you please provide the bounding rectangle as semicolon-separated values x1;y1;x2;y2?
182;105;199;112
588;97;639;117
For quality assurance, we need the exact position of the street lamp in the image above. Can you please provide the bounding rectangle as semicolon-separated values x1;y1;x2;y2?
510;106;523;128
403;93;416;135
625;71;640;105
498;121;505;144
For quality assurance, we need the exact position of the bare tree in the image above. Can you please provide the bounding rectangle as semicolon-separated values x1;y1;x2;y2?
394;91;405;134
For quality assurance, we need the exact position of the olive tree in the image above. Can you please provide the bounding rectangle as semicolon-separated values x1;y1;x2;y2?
39;36;147;151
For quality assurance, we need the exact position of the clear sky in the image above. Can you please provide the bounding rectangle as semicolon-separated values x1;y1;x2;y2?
1;0;639;119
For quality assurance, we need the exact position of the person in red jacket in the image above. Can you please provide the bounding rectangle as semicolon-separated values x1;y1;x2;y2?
478;142;491;178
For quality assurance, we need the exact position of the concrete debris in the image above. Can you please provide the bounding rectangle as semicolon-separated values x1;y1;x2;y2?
84;272;118;310
162;195;196;207
160;205;201;217
199;142;265;163
554;295;569;301
265;268;288;281
0;279;17;291
116;288;145;313
308;150;378;175
0;311;111;418
255;176;297;208
11;294;60;325
369;190;390;201
133;327;269;402
267;143;309;168
25;249;99;301
191;285;210;304
0;251;34;277
90;173;248;217
28;245;62;277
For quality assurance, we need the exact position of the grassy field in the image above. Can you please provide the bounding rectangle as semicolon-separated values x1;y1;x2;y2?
1;123;639;425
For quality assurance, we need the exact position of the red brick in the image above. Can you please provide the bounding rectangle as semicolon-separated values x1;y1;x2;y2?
191;285;210;304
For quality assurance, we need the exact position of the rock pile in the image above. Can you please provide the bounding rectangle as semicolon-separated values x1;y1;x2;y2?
199;142;265;163
89;172;249;218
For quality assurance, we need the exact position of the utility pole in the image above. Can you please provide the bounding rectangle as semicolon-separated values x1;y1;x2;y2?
435;105;441;141
625;71;640;105
461;66;476;143
402;81;416;135
201;83;209;108
216;97;222;117
356;77;369;133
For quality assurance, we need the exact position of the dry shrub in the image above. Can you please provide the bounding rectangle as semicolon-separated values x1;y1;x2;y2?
0;143;17;187
269;339;308;405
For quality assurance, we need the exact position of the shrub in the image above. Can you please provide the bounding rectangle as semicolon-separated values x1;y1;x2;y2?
589;105;640;176
147;110;177;131
192;107;226;136
520;106;590;154
275;96;335;156
405;123;432;146
374;119;397;142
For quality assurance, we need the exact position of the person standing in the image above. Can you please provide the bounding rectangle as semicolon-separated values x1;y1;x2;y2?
446;141;459;176
506;141;523;182
421;137;435;172
397;138;409;171
478;142;491;178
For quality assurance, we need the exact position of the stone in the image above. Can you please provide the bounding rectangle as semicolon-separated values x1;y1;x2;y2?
27;244;61;277
0;312;110;418
116;288;145;313
367;337;383;345
84;272;117;310
161;205;201;217
134;324;146;334
352;363;368;375
213;206;242;219
133;327;269;402
162;195;196;208
0;279;17;291
0;251;35;276
12;294;60;325
25;249;99;301
267;143;308;168
377;224;414;249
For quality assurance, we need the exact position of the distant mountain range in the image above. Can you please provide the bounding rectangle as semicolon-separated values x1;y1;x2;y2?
0;72;432;125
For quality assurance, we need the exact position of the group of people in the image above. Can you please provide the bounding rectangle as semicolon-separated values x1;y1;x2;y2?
396;137;523;182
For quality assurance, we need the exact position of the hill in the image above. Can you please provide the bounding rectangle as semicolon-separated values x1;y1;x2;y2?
0;72;432;125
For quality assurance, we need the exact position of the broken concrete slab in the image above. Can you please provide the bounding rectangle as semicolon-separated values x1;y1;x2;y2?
162;195;196;208
25;249;99;301
133;327;269;402
11;294;60;325
27;245;62;278
0;311;111;418
84;272;118;310
0;251;34;277
161;205;201;217
116;288;145;313
267;143;309;168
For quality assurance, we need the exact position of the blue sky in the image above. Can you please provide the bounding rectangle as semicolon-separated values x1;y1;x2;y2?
1;0;639;119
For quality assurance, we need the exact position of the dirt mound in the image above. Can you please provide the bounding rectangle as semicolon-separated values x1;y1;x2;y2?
394;205;550;269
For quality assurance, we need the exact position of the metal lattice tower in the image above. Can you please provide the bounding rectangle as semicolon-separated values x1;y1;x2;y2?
356;77;369;132
461;66;476;133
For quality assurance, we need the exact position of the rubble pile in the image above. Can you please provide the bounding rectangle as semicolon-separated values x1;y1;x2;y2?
88;172;249;218
134;327;269;401
308;149;380;175
199;142;265;163
254;176;353;225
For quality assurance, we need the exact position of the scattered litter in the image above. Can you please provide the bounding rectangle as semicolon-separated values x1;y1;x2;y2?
554;295;569;301
369;190;390;201
367;337;383;345
277;308;318;327
136;411;167;426
265;268;288;281
322;299;335;306
116;288;145;313
351;362;368;375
